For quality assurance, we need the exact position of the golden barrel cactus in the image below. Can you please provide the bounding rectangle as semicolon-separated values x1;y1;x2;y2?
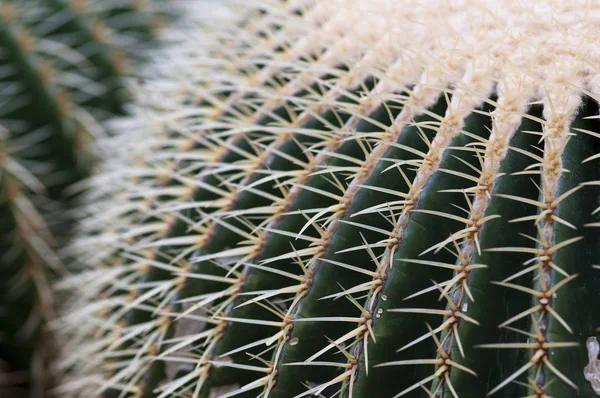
54;1;600;397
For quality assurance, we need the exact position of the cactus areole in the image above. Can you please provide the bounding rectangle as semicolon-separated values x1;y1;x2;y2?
56;1;600;397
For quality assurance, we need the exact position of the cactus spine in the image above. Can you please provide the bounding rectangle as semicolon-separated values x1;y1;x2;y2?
0;0;165;395
56;1;600;397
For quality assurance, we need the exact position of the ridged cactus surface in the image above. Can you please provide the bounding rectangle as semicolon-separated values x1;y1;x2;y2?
0;0;164;395
56;1;600;397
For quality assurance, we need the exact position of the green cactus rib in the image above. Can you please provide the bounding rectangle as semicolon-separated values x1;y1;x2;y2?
42;0;129;115
0;20;80;184
55;1;600;398
522;104;600;397
428;109;544;398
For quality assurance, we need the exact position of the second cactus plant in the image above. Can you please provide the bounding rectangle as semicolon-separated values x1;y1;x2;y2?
0;0;166;395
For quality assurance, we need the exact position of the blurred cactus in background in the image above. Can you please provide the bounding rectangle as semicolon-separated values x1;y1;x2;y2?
0;0;169;395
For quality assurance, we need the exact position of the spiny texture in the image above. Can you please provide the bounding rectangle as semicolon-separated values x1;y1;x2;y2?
57;0;600;397
0;0;165;395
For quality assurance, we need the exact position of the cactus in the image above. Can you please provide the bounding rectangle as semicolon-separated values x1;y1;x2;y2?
0;0;166;394
55;0;600;397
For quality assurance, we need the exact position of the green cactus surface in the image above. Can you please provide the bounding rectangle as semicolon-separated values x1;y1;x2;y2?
0;0;166;395
55;1;600;397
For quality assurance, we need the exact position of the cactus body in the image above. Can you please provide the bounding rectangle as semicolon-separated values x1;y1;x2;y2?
0;0;165;395
57;1;600;397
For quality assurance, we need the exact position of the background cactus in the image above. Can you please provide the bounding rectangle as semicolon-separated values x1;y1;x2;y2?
55;0;600;397
0;0;167;395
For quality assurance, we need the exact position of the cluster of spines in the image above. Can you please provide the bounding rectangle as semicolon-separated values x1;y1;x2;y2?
0;0;166;394
55;1;600;398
